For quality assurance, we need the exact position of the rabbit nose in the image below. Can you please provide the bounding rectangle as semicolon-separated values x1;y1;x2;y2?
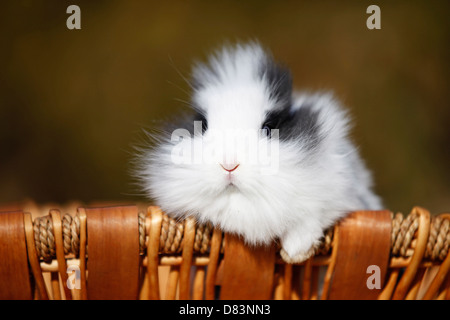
220;163;240;172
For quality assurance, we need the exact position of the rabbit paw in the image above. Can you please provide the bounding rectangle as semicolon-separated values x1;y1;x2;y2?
280;244;318;264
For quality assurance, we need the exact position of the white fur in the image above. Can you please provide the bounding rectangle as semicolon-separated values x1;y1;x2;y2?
137;43;382;262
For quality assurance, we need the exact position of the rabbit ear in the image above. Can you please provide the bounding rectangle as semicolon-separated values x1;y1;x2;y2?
191;42;293;111
191;42;267;91
258;55;293;110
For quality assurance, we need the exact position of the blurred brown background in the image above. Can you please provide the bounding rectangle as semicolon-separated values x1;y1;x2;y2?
0;0;449;214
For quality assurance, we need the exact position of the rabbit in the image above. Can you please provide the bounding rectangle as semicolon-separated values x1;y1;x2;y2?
135;42;383;263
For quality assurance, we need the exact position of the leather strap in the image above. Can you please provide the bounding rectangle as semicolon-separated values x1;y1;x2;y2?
327;210;392;300
179;217;196;299
205;228;223;300
0;211;33;299
86;206;140;299
220;233;276;299
50;210;72;300
146;206;163;300
23;212;49;300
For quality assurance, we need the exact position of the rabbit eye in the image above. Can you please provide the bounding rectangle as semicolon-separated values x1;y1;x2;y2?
196;113;208;133
262;124;272;137
201;120;207;133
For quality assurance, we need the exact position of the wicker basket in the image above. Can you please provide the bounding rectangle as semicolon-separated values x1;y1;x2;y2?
0;202;449;300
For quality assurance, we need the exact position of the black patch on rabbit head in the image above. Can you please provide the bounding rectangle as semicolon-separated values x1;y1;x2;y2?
263;102;323;151
259;56;293;110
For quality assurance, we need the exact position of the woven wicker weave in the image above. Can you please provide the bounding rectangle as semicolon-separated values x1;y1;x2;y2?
0;202;449;300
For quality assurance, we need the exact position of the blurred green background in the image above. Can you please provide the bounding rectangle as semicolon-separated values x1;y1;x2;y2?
0;0;449;214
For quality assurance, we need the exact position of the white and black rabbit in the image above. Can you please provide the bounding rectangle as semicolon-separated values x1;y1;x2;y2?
136;42;382;263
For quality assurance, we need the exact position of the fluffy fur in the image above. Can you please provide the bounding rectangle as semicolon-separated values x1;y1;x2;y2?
136;42;382;262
